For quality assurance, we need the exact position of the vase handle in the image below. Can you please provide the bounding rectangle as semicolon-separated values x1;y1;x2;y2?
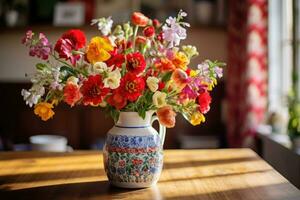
151;115;166;147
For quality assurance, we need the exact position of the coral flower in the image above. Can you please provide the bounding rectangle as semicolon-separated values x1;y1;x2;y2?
131;12;149;27
171;69;189;90
197;91;211;114
126;52;146;74
154;58;176;72
135;36;147;45
157;106;176;128
81;75;110;106
172;52;189;70
107;89;127;110
34;102;55;121
119;73;145;102
63;83;82;107
62;29;86;50
86;37;113;64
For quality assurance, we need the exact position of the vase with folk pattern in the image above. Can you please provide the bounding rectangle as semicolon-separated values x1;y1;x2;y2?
103;111;166;188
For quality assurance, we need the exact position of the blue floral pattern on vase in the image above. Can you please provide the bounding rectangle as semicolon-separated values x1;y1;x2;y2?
103;133;163;184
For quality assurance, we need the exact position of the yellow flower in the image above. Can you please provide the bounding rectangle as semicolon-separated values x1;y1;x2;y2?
190;112;205;126
172;51;189;70
190;70;199;77
34;102;55;121
86;37;113;64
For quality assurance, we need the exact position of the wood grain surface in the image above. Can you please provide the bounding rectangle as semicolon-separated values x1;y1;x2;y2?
0;149;299;200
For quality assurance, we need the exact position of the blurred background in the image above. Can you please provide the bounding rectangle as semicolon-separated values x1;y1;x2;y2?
0;0;228;150
0;0;300;186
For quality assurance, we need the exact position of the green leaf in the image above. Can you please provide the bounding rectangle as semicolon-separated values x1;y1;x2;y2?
138;108;146;119
60;66;78;76
36;63;47;71
161;71;172;82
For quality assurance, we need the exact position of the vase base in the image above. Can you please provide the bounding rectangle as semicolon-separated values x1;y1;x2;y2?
110;181;157;189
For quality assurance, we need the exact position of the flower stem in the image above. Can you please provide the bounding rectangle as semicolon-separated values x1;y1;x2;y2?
51;54;88;77
132;25;139;51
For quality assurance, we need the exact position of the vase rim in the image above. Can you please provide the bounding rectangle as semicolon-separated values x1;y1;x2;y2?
116;111;154;127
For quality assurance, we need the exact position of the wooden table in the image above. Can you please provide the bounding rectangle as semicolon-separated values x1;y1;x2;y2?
0;149;299;200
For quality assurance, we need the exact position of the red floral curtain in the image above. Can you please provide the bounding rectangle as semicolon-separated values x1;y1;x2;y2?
226;0;268;147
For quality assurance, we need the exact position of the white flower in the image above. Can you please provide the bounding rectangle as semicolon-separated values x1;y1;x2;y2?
67;76;79;85
146;76;159;92
21;85;45;107
162;13;189;48
92;62;108;74
152;91;167;108
104;69;121;89
91;16;113;36
179;10;187;17
197;62;210;76
99;101;107;107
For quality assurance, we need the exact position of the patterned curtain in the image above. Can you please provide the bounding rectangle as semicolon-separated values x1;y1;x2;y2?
226;0;268;147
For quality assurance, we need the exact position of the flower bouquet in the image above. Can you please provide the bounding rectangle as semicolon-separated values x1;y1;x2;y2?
21;10;224;127
21;10;224;188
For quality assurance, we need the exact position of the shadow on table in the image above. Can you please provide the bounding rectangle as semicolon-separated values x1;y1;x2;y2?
0;168;106;184
0;180;157;199
1;181;300;200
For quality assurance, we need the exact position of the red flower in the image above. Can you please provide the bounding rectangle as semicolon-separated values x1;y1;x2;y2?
143;26;155;37
126;52;146;74
62;29;86;50
81;75;110;106
107;89;127;110
131;12;149;27
158;81;165;90
106;53;125;69
119;73;145;102
54;38;81;65
197;91;211;114
185;68;191;76
157;32;164;42
63;83;82;107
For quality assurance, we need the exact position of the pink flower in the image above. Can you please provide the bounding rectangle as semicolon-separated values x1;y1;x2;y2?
22;31;52;60
22;30;33;46
54;38;81;65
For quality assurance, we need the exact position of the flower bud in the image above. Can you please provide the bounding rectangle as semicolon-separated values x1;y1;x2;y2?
143;26;155;37
131;12;149;27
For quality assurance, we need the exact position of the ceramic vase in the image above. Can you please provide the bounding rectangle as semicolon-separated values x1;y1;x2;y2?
103;111;166;188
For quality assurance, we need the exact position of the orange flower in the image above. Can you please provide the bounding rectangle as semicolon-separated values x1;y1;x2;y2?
34;102;55;121
157;106;176;128
131;12;149;27
86;37;113;64
171;69;189;90
155;58;176;72
172;52;189;70
63;83;82;107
